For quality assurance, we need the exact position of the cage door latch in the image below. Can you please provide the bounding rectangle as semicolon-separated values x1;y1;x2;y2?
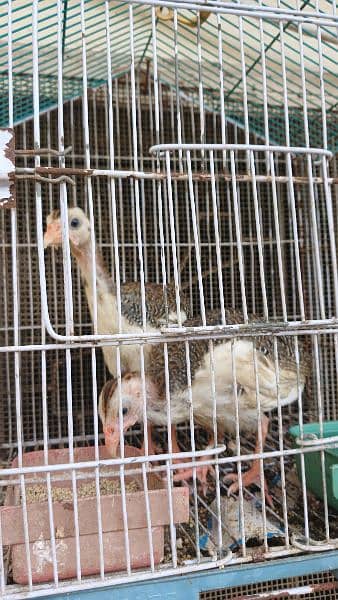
0;128;15;209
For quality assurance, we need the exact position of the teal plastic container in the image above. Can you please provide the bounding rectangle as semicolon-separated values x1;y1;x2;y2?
289;421;338;512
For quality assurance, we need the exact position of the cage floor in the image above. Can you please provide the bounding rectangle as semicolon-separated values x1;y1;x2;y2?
129;414;338;565
2;411;337;588
166;463;338;568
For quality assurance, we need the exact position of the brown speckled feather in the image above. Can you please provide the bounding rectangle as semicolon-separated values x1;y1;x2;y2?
147;308;311;397
119;282;190;329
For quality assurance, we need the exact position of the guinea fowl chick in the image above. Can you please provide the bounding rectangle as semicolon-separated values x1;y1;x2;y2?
99;309;310;503
99;374;161;457
44;208;190;373
44;207;190;453
98;371;213;494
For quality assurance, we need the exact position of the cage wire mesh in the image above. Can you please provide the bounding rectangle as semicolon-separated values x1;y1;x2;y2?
199;571;338;599
0;0;338;597
2;77;338;444
0;1;338;149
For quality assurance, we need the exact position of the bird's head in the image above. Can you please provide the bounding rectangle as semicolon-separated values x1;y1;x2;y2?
98;373;158;457
43;207;91;250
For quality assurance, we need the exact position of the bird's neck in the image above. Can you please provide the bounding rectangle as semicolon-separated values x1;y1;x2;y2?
71;242;112;295
146;391;189;426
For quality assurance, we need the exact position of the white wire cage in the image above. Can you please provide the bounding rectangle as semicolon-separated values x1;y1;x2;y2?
0;0;338;598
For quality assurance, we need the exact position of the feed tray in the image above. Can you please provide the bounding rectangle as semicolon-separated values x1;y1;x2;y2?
289;421;338;512
1;445;189;583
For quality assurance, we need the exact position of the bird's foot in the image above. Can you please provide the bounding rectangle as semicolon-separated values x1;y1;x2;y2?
224;463;273;507
173;461;215;496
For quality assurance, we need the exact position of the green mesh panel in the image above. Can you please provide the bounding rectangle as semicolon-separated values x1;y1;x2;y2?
1;74;337;152
0;72;105;127
0;0;337;151
225;102;338;150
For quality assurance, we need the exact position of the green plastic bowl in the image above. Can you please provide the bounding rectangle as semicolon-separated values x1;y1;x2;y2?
289;421;338;512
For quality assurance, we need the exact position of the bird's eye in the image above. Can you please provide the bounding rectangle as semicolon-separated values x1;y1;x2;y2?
260;345;269;356
122;407;128;416
70;217;80;228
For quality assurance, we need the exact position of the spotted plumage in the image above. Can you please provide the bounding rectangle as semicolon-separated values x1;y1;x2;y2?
100;307;311;435
119;282;188;329
147;308;311;403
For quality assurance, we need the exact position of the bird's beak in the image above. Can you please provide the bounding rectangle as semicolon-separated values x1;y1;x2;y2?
103;423;121;457
43;222;61;249
103;415;137;457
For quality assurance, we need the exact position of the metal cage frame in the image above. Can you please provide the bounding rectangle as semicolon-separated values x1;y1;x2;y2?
1;0;338;598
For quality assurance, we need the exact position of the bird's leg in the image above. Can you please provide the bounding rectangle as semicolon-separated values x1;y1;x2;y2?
169;425;198;464
168;425;194;481
172;433;215;496
170;425;182;456
224;414;273;506
140;424;158;456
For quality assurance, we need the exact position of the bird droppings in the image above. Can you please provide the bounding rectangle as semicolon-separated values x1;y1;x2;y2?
24;479;141;504
33;535;68;574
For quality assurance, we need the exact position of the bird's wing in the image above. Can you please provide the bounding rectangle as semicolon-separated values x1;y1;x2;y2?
230;338;307;414
224;308;311;379
120;283;190;328
148;335;211;394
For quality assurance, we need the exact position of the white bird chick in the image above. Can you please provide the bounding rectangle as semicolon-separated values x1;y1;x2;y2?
98;371;214;495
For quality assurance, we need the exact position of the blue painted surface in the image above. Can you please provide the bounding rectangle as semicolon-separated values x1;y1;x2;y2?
39;551;338;600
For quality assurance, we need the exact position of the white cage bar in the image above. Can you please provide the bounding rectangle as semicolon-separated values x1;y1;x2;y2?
0;1;338;599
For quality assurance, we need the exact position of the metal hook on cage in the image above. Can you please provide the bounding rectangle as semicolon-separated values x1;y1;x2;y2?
15;174;76;186
15;146;73;158
155;6;211;27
